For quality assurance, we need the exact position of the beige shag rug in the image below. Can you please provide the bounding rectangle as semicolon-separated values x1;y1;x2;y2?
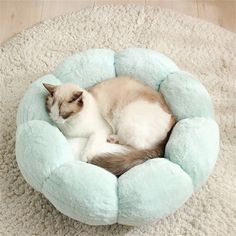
0;4;235;235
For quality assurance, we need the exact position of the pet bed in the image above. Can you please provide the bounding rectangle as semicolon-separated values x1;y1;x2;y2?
16;48;219;225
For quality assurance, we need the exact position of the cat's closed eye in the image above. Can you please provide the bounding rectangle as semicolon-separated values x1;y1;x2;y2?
61;111;74;119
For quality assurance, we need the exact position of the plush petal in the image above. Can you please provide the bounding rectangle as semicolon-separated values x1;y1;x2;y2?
118;158;193;225
17;74;61;126
54;49;115;87
165;117;219;189
160;71;214;120
42;162;118;225
115;48;179;89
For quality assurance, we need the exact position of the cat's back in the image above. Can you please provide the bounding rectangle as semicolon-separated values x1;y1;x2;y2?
89;76;171;115
89;76;157;102
89;76;142;97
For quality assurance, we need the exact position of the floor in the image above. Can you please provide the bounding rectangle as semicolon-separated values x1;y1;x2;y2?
0;0;235;44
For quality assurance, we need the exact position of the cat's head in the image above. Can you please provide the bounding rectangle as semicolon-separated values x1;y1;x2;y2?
43;83;84;124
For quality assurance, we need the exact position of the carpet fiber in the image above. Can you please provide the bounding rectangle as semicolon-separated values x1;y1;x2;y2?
0;4;235;235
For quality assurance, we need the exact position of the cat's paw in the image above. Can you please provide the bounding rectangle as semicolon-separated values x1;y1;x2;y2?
80;154;89;162
107;134;120;144
81;151;96;162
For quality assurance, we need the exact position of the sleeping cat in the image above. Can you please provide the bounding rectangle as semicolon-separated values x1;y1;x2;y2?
43;76;176;176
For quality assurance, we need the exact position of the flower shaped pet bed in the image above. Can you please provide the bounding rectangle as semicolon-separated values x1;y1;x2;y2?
16;48;219;226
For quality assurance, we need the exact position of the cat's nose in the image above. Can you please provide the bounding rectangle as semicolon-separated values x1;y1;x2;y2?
50;113;59;122
57;117;65;124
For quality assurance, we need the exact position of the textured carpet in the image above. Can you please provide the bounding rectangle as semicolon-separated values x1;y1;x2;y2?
0;4;235;236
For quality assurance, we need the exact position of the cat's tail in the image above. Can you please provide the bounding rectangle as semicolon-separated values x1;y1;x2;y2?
89;135;169;176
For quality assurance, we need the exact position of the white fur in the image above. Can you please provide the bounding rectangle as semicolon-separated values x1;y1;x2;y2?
67;138;87;159
67;137;128;161
113;100;171;149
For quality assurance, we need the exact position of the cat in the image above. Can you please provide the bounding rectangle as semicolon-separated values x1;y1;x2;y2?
43;76;176;176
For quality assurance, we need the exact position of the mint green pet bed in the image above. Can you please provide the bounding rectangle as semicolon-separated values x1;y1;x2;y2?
16;48;219;226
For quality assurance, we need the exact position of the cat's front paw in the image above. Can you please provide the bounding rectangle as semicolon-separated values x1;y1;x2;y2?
107;134;120;144
80;154;89;162
80;151;95;163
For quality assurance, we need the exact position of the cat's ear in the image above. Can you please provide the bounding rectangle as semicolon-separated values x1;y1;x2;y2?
72;91;83;105
43;83;57;95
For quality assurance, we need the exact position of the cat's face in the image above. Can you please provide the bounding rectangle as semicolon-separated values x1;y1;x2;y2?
43;83;84;124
